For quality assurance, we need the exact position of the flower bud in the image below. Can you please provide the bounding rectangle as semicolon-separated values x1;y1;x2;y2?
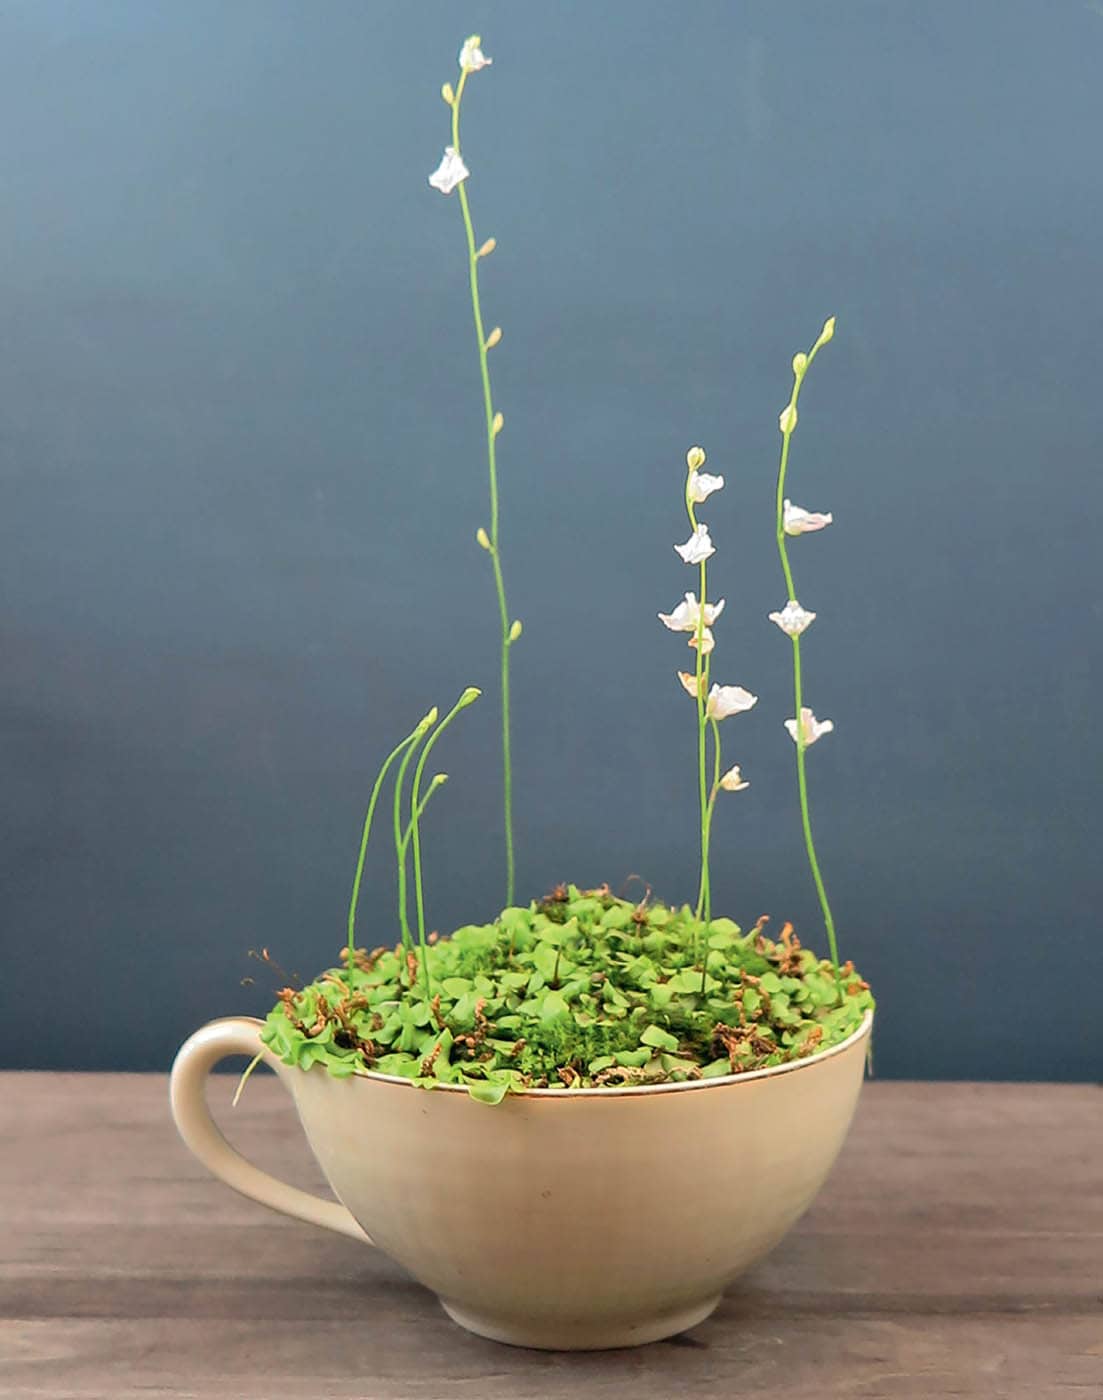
418;706;439;734
485;326;502;350
430;773;449;788
508;619;523;643
779;404;798;434
476;527;491;550
686;445;706;472
819;316;836;344
792;352;808;376
477;237;497;257
492;411;504;436
457;686;482;707
441;82;455;105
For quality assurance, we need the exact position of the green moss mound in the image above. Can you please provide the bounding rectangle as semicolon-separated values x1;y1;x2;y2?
260;885;873;1103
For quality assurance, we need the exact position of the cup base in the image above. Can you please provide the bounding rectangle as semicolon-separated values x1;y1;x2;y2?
438;1293;722;1351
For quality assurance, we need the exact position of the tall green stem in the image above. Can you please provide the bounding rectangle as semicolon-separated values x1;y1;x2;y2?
775;326;841;981
450;71;516;907
703;715;722;923
687;494;712;956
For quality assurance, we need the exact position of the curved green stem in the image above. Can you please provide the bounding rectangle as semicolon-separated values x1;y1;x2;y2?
775;328;841;985
393;723;433;954
346;723;423;973
407;688;481;990
450;73;515;907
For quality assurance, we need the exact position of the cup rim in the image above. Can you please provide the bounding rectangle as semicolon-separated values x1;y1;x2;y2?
339;1008;873;1099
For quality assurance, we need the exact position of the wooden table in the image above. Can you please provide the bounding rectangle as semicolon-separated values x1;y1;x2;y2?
2;1075;1100;1398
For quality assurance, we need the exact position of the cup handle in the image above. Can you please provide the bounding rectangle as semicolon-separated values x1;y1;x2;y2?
169;1015;371;1244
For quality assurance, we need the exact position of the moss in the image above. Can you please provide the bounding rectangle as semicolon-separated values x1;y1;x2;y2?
260;885;873;1100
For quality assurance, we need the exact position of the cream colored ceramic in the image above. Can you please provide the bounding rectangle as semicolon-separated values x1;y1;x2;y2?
170;1010;872;1350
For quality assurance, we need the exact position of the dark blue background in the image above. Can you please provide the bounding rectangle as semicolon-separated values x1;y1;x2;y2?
1;2;1100;1078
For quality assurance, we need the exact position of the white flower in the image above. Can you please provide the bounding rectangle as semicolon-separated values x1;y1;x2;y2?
688;628;715;656
677;670;704;698
784;499;834;535
718;765;749;791
687;471;725;503
674;524;715;565
785;707;834;747
459;37;492;71
706;684;758;720
428;147;469;195
768;599;816;636
658;591;725;633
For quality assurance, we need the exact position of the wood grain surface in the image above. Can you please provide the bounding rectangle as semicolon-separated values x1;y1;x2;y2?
1;1073;1100;1398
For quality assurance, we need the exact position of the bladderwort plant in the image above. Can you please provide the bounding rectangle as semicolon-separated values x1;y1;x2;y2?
659;449;758;979
429;36;520;907
769;317;842;989
251;36;872;1103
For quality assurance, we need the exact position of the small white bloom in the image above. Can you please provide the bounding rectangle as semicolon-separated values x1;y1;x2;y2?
677;670;704;698
428;146;469;195
779;404;798;434
785;707;834;747
459;37;492;71
674;523;715;565
658;591;725;633
784;499;834;535
688;628;715;656
768;599;816;636
706;684;758;720
687;470;725;503
718;765;749;791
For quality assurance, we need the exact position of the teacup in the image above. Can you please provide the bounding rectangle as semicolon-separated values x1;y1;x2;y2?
170;1010;871;1350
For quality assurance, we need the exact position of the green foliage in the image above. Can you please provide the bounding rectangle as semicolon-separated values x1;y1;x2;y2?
260;887;873;1104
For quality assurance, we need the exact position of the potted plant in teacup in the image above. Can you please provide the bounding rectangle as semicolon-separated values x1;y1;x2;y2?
171;35;873;1351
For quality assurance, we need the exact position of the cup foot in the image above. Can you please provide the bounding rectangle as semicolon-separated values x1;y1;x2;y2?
438;1294;722;1351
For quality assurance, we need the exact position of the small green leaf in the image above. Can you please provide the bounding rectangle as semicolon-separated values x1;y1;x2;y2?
467;1079;510;1105
540;990;569;1021
700;1058;732;1079
649;982;674;1009
667;969;712;995
640;1024;679;1052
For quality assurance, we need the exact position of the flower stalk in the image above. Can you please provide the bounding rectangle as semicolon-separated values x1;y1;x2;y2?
773;317;842;984
434;38;518;907
661;448;755;975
